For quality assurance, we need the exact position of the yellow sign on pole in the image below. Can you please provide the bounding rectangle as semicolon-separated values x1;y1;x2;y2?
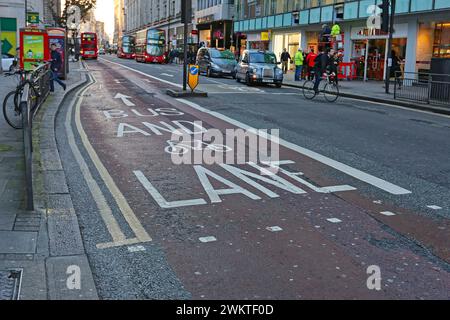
188;64;199;92
261;32;269;41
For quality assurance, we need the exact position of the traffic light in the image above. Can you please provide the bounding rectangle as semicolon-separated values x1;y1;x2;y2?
378;0;390;33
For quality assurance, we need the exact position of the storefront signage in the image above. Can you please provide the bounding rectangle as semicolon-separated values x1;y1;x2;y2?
351;24;408;40
197;15;214;25
261;32;269;41
27;12;39;25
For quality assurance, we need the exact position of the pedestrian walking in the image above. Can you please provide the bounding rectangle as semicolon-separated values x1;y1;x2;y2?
305;48;318;80
280;48;291;74
49;43;66;92
390;50;403;89
294;48;304;81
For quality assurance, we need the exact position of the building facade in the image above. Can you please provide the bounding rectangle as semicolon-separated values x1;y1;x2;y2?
195;0;235;49
233;0;450;80
123;0;198;49
113;0;125;45
0;0;49;56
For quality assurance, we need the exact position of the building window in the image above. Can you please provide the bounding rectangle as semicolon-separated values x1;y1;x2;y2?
433;23;450;58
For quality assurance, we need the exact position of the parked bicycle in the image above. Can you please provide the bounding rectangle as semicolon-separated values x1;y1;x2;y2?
2;63;50;129
302;72;339;102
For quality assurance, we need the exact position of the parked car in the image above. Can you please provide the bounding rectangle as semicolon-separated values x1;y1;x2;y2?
235;50;283;87
196;48;237;78
1;53;15;71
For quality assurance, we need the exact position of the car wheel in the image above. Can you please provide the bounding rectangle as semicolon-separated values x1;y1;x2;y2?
206;68;212;78
275;82;282;88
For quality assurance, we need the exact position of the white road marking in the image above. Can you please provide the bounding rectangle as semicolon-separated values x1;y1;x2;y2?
114;93;135;107
71;74;152;248
100;58;412;196
373;200;383;204
161;73;174;77
266;226;283;232
128;245;146;253
380;211;397;216
199;236;217;243
427;205;442;210
133;170;207;208
99;58;183;88
327;218;342;223
177;99;411;196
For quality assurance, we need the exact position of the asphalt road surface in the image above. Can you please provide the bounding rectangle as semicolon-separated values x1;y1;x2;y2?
54;55;450;299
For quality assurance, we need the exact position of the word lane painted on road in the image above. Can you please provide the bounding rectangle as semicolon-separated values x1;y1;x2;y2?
100;106;357;209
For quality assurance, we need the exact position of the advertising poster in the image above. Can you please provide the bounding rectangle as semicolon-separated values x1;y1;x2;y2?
23;34;45;70
50;37;65;77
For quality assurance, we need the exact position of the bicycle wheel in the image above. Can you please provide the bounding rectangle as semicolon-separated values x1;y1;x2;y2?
302;80;316;100
3;91;23;129
323;82;339;102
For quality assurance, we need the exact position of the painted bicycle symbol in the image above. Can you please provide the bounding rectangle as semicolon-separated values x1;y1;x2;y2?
164;139;233;155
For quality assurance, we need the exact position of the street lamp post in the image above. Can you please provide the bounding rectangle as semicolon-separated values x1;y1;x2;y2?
25;0;28;27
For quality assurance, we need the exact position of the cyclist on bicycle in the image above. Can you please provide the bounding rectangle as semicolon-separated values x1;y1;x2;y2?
313;48;334;94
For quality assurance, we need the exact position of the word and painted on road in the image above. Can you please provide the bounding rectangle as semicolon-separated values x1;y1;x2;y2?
133;160;356;209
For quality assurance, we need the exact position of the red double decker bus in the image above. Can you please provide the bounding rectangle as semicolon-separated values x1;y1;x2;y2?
117;35;135;59
135;28;166;63
80;32;98;59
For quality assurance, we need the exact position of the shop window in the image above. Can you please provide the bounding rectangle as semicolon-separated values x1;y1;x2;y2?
344;1;358;20
359;0;376;18
249;19;256;30
267;16;275;28
433;23;450;58
411;0;433;12
275;14;283;27
283;13;292;27
435;0;450;9
396;0;410;13
234;21;240;32
310;8;321;24
299;10;309;25
321;6;333;22
262;17;268;29
256;18;262;30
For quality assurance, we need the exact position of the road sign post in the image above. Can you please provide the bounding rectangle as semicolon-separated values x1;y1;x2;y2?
188;64;199;92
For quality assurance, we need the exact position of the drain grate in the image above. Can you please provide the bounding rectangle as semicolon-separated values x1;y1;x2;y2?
0;269;23;300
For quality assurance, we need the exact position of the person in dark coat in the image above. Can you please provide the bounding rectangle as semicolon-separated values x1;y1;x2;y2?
49;43;66;92
313;48;333;93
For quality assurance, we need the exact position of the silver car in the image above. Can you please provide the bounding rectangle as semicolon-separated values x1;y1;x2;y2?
235;50;283;87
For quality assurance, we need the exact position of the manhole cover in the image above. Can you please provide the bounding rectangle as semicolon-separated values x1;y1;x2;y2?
0;269;22;300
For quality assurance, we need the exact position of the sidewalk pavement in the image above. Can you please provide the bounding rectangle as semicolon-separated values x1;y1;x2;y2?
0;61;97;300
282;71;450;115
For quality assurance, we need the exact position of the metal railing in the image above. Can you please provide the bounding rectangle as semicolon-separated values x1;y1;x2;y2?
394;71;450;107
21;63;52;210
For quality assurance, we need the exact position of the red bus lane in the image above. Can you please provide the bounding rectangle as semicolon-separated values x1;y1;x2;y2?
76;62;450;299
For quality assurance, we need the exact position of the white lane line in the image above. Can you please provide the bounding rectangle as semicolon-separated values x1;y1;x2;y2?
266;226;283;232
99;57;182;88
327;218;342;223
100;57;412;196
177;99;412;196
380;211;397;216
73;74;152;247
199;236;217;243
427;205;442;210
161;73;174;77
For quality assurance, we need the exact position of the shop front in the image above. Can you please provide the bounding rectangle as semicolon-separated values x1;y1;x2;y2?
246;31;270;51
350;24;408;81
273;32;302;71
196;15;232;49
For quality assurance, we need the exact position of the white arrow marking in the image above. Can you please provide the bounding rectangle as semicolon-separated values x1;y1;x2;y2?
114;93;135;107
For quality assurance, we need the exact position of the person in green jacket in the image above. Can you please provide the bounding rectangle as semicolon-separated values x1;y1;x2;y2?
294;48;304;81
